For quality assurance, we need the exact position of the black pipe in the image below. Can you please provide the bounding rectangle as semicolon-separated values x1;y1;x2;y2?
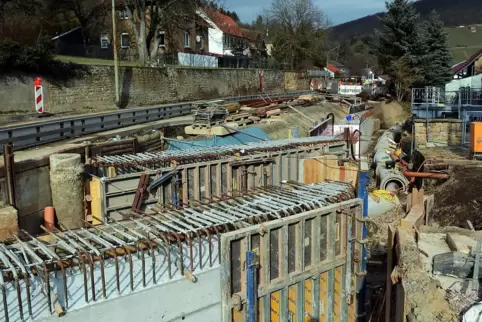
350;129;361;161
326;113;335;136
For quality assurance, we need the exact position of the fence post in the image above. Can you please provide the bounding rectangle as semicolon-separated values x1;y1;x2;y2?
458;89;462;119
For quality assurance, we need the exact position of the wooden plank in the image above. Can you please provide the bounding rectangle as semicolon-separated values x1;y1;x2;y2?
90;177;102;225
319;272;328;322
334;266;342;322
401;189;425;230
446;233;476;254
193;166;200;201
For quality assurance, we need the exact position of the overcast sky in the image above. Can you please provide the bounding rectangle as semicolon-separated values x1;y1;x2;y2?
224;0;387;25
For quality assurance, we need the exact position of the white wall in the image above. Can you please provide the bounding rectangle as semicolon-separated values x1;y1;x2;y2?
177;52;218;68
208;28;223;55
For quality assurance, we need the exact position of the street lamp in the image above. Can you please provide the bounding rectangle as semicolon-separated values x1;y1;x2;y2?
326;46;339;66
111;0;120;107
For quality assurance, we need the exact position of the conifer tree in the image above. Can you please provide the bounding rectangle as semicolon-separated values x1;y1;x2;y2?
422;10;453;86
372;0;427;73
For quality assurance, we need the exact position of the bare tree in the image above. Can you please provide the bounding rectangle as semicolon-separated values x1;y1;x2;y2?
121;0;206;62
390;55;422;101
268;0;329;69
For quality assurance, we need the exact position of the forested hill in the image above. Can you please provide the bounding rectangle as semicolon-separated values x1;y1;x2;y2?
330;0;482;41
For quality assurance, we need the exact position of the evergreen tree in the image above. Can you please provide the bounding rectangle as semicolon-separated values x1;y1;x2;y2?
372;0;427;73
422;10;453;86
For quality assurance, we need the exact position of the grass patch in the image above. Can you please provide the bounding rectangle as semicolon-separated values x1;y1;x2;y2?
55;55;143;67
447;25;482;48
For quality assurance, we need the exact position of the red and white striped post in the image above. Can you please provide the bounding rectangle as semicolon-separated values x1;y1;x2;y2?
34;77;44;114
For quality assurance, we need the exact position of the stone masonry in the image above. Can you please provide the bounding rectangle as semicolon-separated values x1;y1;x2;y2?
414;119;463;147
0;67;309;114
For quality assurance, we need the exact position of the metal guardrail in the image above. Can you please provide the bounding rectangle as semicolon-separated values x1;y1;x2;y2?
0;91;312;151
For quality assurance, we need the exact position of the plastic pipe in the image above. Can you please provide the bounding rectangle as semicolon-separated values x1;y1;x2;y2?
44;207;55;232
403;171;449;179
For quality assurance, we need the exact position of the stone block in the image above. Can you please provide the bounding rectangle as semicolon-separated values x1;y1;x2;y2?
0;206;18;241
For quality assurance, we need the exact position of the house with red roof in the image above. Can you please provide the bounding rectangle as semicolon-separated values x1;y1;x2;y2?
324;62;350;78
202;8;248;56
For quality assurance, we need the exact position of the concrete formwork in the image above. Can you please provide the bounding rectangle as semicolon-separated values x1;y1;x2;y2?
0;182;357;322
88;136;349;221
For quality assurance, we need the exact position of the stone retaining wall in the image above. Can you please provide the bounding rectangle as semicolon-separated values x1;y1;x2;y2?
0;67;310;114
414;119;463;147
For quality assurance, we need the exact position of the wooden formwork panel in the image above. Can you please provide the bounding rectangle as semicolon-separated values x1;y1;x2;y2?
220;199;363;322
303;155;358;187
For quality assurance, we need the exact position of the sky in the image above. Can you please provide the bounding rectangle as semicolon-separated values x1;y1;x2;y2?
224;0;387;26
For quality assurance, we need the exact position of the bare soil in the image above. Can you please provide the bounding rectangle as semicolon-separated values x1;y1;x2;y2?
372;100;411;129
426;166;482;229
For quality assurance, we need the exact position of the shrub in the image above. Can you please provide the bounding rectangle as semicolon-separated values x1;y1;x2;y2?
0;40;89;81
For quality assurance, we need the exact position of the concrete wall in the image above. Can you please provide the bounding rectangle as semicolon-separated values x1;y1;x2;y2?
415;119;463;147
0;67;302;114
0;166;52;233
40;268;221;322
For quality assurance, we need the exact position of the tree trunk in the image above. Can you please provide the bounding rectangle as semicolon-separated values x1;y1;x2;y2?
137;10;148;62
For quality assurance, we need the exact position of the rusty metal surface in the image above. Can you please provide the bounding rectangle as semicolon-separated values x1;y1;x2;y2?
0;181;354;321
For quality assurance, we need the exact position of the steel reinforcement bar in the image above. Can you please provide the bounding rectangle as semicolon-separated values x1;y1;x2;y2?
0;90;312;151
0;181;354;322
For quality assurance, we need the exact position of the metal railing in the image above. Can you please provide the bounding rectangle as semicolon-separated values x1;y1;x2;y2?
411;87;482;119
0;90;313;151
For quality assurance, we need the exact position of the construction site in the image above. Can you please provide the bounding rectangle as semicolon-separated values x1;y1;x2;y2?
1;85;482;322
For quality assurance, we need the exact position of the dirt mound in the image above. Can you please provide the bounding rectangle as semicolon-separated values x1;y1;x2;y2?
372;100;411;128
428;166;482;229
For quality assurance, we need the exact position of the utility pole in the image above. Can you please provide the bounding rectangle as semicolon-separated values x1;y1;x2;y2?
111;0;120;108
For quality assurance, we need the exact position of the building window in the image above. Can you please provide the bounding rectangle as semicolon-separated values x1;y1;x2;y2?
120;33;130;49
184;31;190;48
100;32;109;49
118;9;129;20
158;31;165;47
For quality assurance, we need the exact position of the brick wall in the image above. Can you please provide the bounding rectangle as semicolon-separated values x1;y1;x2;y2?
0;67;299;114
414;119;463;147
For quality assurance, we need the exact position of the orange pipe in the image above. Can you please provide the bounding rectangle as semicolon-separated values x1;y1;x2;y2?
44;206;55;232
404;171;449;179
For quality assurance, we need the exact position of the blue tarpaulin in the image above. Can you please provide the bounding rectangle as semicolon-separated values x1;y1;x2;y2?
168;127;271;150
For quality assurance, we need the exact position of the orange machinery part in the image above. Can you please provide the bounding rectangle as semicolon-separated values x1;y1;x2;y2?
470;122;482;153
44;206;55;231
